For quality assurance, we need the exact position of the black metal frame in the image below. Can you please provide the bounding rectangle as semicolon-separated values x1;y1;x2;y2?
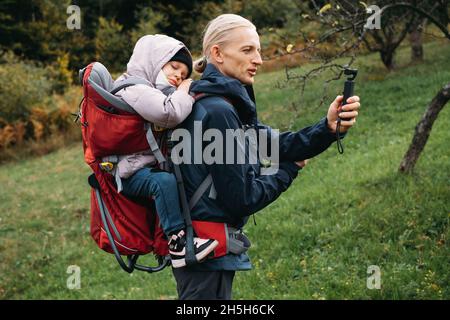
95;187;170;273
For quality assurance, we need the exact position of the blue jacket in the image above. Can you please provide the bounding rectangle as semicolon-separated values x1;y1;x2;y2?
177;64;340;271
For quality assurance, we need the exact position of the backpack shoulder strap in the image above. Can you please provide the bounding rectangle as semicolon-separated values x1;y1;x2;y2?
188;173;216;210
110;76;151;95
193;92;232;105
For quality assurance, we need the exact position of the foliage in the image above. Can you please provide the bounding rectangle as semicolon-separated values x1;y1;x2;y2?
95;17;130;73
0;51;52;122
239;0;299;30
0;88;81;163
129;7;167;45
46;53;74;94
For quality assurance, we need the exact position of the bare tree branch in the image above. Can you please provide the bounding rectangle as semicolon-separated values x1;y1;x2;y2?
380;3;450;40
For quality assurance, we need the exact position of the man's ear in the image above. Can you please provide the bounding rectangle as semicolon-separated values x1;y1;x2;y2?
210;45;224;64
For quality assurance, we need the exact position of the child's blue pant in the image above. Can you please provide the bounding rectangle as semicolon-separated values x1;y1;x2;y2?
121;167;185;236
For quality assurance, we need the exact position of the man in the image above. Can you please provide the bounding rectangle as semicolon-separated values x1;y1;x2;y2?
172;14;361;300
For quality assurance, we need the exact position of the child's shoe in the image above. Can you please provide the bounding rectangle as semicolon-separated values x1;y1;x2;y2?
168;230;218;268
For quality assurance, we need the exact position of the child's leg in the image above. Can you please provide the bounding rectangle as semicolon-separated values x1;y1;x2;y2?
121;167;218;267
121;167;185;236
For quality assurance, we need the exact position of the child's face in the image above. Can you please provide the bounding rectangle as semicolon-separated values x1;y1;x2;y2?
162;61;189;87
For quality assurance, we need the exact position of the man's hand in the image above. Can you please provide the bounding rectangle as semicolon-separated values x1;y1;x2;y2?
327;95;361;133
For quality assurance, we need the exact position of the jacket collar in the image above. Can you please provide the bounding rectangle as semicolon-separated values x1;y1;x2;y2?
191;63;257;125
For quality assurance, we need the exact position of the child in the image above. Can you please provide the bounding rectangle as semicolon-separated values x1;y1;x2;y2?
114;35;218;268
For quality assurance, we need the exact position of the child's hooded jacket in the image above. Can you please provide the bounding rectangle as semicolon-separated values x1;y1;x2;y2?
114;34;194;178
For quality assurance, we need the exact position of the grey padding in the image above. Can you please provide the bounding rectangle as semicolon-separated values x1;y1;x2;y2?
110;76;151;95
87;62;137;114
88;79;137;114
79;66;87;85
226;227;251;255
89;62;114;90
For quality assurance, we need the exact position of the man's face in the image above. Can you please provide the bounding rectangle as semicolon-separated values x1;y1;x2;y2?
216;27;263;85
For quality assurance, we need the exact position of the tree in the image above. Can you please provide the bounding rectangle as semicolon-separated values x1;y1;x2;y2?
361;0;417;70
399;83;450;173
407;0;448;63
265;1;450;172
129;7;166;45
95;17;130;73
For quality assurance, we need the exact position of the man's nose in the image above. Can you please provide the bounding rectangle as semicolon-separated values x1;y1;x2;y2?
252;51;263;66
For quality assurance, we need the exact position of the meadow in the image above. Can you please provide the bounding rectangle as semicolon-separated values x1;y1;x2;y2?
0;40;449;299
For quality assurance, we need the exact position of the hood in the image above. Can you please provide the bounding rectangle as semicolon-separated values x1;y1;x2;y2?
126;34;189;84
190;63;258;125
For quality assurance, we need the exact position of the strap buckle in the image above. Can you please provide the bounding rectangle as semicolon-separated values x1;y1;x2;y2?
100;162;114;172
227;227;251;255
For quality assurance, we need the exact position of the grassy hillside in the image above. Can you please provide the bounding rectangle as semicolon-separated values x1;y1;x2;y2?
0;40;449;299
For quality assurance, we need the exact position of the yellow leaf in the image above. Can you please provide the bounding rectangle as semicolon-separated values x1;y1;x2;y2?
286;44;294;53
359;1;368;9
319;3;332;14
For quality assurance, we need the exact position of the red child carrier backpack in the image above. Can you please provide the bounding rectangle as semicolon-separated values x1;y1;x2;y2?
78;62;171;272
77;62;251;273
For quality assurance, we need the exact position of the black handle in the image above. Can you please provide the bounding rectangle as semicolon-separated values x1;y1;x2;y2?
340;81;354;120
336;68;358;154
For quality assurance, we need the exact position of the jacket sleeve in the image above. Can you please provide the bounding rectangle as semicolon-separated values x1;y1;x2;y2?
118;84;194;128
257;117;344;162
204;102;301;218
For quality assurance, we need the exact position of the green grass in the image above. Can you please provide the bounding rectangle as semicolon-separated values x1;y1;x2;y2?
1;40;449;299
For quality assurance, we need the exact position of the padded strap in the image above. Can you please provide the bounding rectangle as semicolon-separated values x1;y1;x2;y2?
209;182;217;200
145;125;166;164
189;174;214;210
88;78;136;114
110;76;151;95
172;163;197;266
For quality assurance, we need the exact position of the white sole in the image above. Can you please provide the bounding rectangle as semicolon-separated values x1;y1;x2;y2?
171;240;219;268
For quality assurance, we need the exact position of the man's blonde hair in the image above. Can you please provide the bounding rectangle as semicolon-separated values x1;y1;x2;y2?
193;14;256;73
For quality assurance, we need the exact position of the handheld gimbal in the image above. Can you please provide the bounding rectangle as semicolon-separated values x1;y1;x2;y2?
336;67;358;154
